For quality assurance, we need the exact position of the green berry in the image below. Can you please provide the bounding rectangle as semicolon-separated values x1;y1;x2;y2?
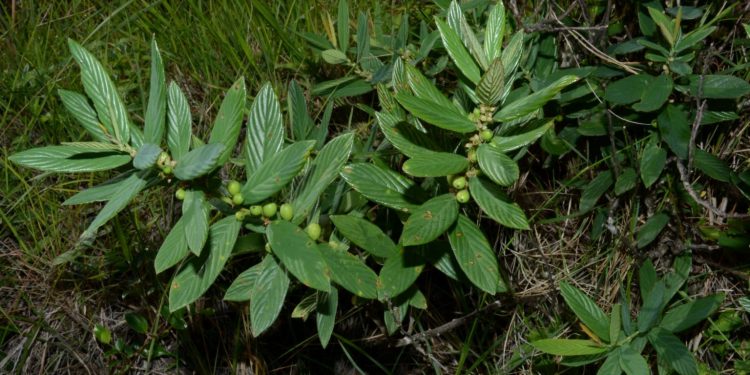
306;223;322;240
280;203;294;221
232;194;244;205
264;243;271;253
452;176;467;189
480;129;493;142
262;203;278;218
162;166;172;174
456;189;470;203
468;149;477;162
175;188;186;200
227;180;242;195
235;211;246;221
249;205;263;216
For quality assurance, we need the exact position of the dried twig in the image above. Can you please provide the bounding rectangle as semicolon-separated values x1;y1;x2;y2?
395;300;503;347
675;159;749;219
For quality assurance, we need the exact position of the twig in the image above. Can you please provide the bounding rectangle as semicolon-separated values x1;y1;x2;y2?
687;75;706;172
675;159;749;219
395;300;502;347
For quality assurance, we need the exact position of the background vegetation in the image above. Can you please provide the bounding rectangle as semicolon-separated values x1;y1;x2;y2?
2;0;749;374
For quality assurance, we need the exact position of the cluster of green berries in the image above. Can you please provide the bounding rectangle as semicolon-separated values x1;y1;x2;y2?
449;175;471;204
157;152;175;174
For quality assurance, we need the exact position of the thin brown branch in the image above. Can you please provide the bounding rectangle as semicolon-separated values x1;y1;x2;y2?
395;300;503;347
675;159;749;219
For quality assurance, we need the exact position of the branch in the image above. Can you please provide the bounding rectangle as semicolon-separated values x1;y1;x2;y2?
395;300;502;347
675;159;749;219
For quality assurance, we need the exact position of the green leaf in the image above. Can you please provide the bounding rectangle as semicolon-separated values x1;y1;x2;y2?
322;49;349;64
125;313;149;334
267;221;330;292
435;18;481;84
491;120;553;152
694;149;731;182
689;74;750;99
619;346;650;375
638;281;665;332
67;39;130;145
609;303;621;345
469;177;529;230
495;75;579;123
241;141;314;204
377;111;439;158
641;143;667;187
288;80;314;141
182;190;209;256
292;133;353;222
639;259;658;301
477;58;504;106
484;2;506;61
246;82;284;175
647;7;676;46
614;168;637;195
559;281;610;342
166;82;192;160
154;217;190;274
316;286;338;348
378;249;425;299
395;92;476;133
251;255;290;336
224;262;264;302
133;143;161;170
63;171;135;205
144;39;166;144
501;31;524;82
531;339;607;356
604;74;652;105
477;144;519;187
330;215;399;258
664;254;691;305
660;294;725;333
404;64;456;110
355;12;369;62
401;194;458;246
674;26;716;53
597;351;623;375
648;328;698;375
80;171;149;242
637;213;669;249
318;244;378;299
579;170;613;213
448;215;501;294
168;216;241;311
632;74;672;112
58;89;108;143
208;77;246;165
403;152;469;177
336;0;349;51
446;0;488;69
172;143;224;180
341;163;424;213
292;292;318;320
9;145;130;173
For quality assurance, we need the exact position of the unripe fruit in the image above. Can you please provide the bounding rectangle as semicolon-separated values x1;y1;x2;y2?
264;243;271;253
467;149;477;162
227;180;242;195
452;176;467;189
235;211;246;221
306;223;322;240
280;203;294;221
232;194;244;205
249;205;263;216
456;189;470;203
162;166;172;174
175;188;186;200
262;203;278;218
480;129;493;141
